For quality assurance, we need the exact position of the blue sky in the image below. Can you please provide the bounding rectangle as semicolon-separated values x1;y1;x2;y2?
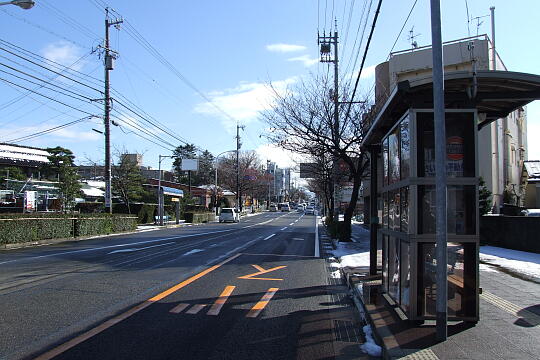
0;0;538;173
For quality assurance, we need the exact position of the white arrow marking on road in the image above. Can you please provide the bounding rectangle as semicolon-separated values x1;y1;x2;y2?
182;249;204;256
107;242;175;255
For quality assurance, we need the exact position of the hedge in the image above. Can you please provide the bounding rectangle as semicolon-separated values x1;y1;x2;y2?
0;214;137;246
184;212;215;224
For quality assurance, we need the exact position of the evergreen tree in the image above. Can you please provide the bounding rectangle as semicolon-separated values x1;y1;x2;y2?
42;147;81;211
479;177;493;215
172;144;197;184
112;155;148;214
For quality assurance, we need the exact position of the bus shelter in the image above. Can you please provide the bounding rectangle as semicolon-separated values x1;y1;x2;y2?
363;70;540;322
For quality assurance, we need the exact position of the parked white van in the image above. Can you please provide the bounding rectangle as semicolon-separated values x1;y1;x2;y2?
219;208;240;223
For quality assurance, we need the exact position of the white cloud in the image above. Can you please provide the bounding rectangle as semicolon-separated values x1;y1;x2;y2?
41;41;86;71
287;54;319;67
266;43;307;53
345;64;377;81
193;77;298;132
255;143;303;169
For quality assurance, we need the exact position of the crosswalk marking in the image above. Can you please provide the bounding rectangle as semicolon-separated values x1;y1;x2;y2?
169;303;189;314
186;304;207;314
207;286;235;316
246;288;279;318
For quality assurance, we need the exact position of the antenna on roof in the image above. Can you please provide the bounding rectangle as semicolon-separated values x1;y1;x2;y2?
407;26;420;49
471;14;489;36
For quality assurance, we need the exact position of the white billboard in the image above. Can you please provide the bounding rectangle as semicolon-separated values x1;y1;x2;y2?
181;159;199;171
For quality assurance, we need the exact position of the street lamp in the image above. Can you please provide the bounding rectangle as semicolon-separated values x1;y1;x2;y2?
0;0;35;9
157;154;174;226
214;150;236;215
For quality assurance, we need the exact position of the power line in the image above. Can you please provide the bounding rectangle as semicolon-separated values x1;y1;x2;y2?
0;63;95;103
0;45;103;94
0;8;89;49
6;116;94;143
0;38;104;87
38;2;102;41
387;0;418;57
0;76;97;117
344;0;383;123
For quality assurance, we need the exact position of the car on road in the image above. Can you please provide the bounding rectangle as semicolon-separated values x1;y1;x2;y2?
305;205;315;215
269;204;277;212
296;204;304;212
280;203;290;212
219;208;240;223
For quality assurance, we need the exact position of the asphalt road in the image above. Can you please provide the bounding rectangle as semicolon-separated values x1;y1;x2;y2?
0;211;365;360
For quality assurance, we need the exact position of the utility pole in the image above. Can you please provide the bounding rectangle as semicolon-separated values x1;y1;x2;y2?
267;159;271;208
103;8;122;214
236;123;245;212
318;20;339;222
430;0;448;341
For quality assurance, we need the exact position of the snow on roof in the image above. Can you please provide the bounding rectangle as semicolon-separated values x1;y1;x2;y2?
81;187;104;197
0;144;49;163
524;161;540;179
84;180;105;188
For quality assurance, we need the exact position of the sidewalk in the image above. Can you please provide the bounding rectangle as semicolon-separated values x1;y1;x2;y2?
329;223;540;359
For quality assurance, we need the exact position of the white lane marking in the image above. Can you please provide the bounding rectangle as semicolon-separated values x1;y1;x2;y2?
280;227;288;231
263;234;276;241
0;230;238;266
0;216;276;266
107;242;175;255
182;249;204;256
315;216;320;257
292;238;304;241
289;223;294;226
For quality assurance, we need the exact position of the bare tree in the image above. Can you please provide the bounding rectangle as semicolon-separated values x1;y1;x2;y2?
261;74;370;241
217;151;267;207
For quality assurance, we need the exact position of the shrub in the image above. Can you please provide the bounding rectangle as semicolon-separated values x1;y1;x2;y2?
184;212;214;223
0;217;72;245
0;214;137;246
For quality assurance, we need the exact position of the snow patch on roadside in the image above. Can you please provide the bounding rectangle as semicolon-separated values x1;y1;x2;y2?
182;249;204;256
360;324;382;356
330;242;370;268
480;246;540;282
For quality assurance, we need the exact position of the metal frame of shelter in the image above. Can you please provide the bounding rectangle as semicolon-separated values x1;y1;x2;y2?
362;70;540;323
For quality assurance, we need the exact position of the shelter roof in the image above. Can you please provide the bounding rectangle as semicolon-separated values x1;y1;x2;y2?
362;70;540;147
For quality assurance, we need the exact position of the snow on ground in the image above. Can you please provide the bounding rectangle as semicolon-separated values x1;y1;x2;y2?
330;242;370;268
359;324;382;356
480;246;540;282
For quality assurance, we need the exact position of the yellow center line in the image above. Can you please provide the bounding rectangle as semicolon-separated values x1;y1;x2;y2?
207;285;236;316
34;252;242;360
246;287;279;318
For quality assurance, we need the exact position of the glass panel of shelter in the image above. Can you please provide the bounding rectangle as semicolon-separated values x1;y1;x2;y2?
380;109;478;321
